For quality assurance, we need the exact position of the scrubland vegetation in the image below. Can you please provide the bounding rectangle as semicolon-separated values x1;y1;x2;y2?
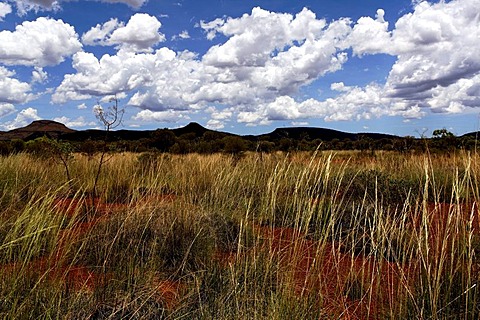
1;149;479;319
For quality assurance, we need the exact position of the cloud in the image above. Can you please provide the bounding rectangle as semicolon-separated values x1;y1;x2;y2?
11;0;60;14
54;2;480;127
98;92;127;103
53;115;95;128
346;9;391;56
0;103;15;119
207;106;233;121
82;13;165;52
101;0;146;8
202;7;331;68
425;74;480;113
131;109;188;123
345;0;480;115
206;119;224;130
56;8;352;110
291;121;309;126
0;66;34;104
52;48;188;104
204;106;233;129
81;18;122;46
330;82;351;92
1;107;40;130
172;30;190;40
0;17;82;67
12;0;146;14
0;2;12;20
31;67;48;83
253;0;480;124
384;0;480;102
237;83;426;125
199;18;225;40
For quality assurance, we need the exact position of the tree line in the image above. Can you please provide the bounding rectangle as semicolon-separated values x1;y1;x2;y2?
0;128;477;157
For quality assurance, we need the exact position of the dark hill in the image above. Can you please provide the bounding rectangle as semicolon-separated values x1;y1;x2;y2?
171;122;209;137
461;131;480;138
258;127;397;142
0;120;75;141
0;120;400;147
61;122;223;141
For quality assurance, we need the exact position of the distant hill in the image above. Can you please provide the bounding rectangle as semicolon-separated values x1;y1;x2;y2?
0;120;402;144
461;131;480;139
0;120;76;141
60;122;229;142
171;122;209;137
0;120;402;142
1;120;476;153
257;127;398;142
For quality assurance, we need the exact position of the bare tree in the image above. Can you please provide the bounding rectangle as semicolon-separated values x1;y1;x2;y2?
92;96;124;206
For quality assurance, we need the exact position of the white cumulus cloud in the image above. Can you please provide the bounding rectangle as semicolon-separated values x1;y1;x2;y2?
206;119;224;130
54;47;231;110
172;30;190;40
199;18;225;40
344;0;480;116
385;0;480;103
55;8;353;112
82;13;165;52
12;0;146;14
82;18;122;46
31;67;48;83
204;106;233;129
237;83;427;126
132;109;188;123
1;107;40;130
53;115;95;128
0;17;82;67
0;66;34;104
0;2;12;20
0;103;15;119
346;9;391;56
202;7;331;68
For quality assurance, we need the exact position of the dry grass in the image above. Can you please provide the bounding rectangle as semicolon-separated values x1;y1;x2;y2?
0;150;479;319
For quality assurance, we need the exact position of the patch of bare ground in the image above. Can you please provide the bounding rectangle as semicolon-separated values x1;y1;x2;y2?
49;194;183;307
151;277;186;310
1;256;108;292
254;224;417;319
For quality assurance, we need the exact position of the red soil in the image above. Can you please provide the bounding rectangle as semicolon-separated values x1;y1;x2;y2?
408;202;480;259
1;197;121;293
1;256;107;292
251;202;479;319
212;250;237;267
152;278;185;310
53;195;181;297
6;195;477;317
427;202;479;232
255;225;413;319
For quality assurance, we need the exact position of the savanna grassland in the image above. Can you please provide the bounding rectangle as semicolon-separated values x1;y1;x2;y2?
1;150;479;319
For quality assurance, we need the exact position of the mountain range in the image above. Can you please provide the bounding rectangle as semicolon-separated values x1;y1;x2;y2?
0;120;475;143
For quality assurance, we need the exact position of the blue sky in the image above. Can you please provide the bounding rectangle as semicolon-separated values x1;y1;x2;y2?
0;0;479;137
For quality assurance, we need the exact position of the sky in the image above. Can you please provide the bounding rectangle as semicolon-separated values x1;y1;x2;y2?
0;0;479;137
